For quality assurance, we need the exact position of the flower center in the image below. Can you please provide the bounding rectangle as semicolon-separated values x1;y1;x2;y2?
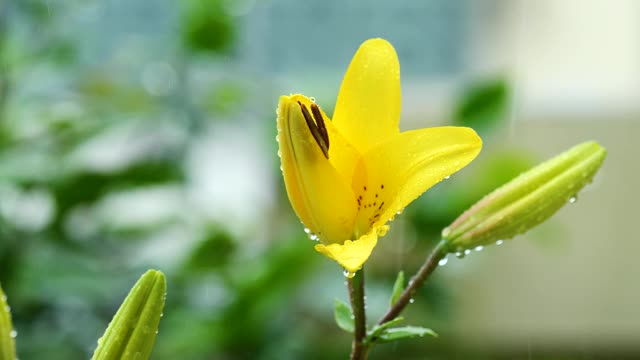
356;183;388;233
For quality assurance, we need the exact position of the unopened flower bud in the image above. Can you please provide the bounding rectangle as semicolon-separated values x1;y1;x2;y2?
442;141;606;252
92;270;166;360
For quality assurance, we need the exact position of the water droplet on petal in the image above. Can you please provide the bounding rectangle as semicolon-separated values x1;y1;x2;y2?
464;249;471;256
474;245;484;252
569;195;577;203
275;135;279;142
309;97;316;103
10;330;17;338
496;240;504;245
455;252;465;259
444;175;450;180
438;256;449;266
304;228;311;234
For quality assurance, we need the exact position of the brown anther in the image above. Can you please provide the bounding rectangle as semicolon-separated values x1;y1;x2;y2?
310;103;329;149
298;101;329;159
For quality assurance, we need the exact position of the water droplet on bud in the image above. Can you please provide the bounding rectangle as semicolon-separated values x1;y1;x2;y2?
569;195;577;203
496;240;504;245
474;245;484;252
438;256;449;266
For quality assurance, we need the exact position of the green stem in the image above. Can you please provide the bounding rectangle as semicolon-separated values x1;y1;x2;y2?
348;269;367;360
377;240;448;325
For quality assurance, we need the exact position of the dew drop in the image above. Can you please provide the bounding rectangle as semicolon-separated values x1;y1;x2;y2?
10;330;17;338
275;135;279;143
409;298;415;304
496;240;504;245
569;196;577;203
464;249;471;256
396;209;404;215
444;175;450;180
277;149;281;158
438;256;449;267
455;252;465;259
474;245;484;252
309;97;316;103
304;228;311;234
343;269;356;278
309;233;319;241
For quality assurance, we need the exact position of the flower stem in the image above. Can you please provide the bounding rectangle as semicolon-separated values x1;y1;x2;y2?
377;240;448;326
348;269;367;360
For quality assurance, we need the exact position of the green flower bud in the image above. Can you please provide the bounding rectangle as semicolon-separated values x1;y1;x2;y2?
442;141;606;252
92;270;166;360
0;284;16;360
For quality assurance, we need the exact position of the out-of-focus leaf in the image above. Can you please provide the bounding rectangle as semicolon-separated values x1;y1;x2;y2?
181;0;235;54
0;284;16;360
184;230;235;272
333;299;354;333
377;326;437;343
91;270;166;360
389;271;404;306
453;79;509;136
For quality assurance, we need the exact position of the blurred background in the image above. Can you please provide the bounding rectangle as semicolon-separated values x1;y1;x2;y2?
0;0;637;359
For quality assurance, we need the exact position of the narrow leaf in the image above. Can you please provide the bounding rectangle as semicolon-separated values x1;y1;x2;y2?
0;284;16;360
366;317;405;345
92;270;167;360
333;299;354;333
389;271;405;306
377;326;438;343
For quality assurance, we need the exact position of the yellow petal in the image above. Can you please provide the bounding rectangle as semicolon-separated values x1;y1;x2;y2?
351;127;482;233
314;225;389;273
277;94;358;244
332;38;401;154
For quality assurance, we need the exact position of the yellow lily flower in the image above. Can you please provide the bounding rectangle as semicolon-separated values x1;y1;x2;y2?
276;38;482;275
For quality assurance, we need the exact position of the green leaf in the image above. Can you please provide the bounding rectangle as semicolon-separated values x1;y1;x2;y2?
333;299;354;333
389;271;405;306
365;317;405;345
92;270;167;360
453;79;509;136
377;326;438;343
0;284;16;360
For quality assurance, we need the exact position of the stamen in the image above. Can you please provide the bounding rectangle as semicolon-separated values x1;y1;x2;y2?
310;103;330;149
298;101;329;159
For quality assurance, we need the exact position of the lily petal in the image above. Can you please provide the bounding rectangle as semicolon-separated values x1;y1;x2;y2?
277;95;358;244
332;38;401;153
314;225;389;273
352;127;482;233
